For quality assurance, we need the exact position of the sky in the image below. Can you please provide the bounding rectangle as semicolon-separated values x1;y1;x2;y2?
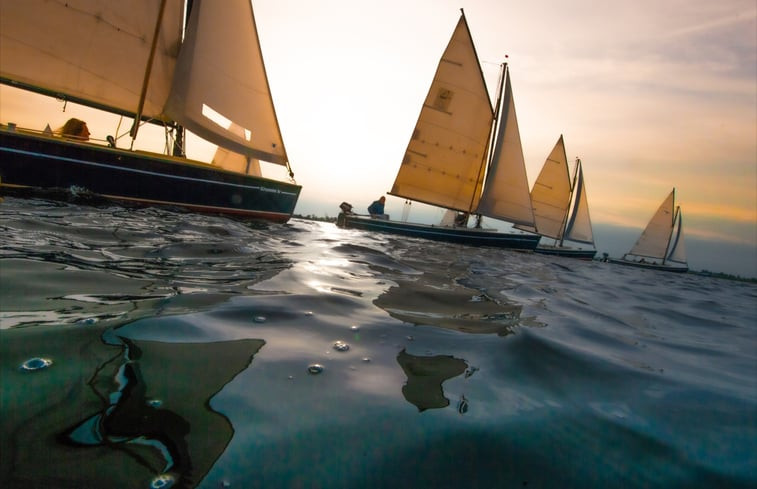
1;0;755;277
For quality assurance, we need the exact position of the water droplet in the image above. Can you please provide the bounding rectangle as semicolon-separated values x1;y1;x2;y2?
350;325;360;332
304;311;314;316
362;357;371;363
307;364;324;374
20;357;52;372
146;399;163;408
150;473;175;488
252;316;266;323
333;341;350;352
287;375;294;380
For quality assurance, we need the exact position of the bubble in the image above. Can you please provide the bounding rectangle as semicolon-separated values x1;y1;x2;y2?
350;325;360;332
150;473;175;488
362;357;371;363
20;357;52;372
146;399;163;408
304;311;314;316
307;364;324;374
252;316;266;323
333;341;350;352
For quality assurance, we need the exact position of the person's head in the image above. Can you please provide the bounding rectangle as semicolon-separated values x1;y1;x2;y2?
59;118;90;141
379;196;386;203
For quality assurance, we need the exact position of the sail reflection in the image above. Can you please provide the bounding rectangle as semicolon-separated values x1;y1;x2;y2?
375;281;522;336
397;349;467;412
1;324;262;488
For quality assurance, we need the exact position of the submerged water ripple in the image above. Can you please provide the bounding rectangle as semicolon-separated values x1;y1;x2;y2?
0;197;755;488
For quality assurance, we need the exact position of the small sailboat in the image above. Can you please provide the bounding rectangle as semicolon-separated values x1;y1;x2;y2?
609;188;689;272
0;0;300;222
336;10;540;250
516;135;596;259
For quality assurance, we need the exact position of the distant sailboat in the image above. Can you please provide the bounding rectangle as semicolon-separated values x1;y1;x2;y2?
609;188;688;272
0;0;300;222
517;135;596;259
336;10;539;250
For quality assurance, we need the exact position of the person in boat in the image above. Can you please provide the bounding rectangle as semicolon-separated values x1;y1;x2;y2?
58;118;90;141
454;212;469;227
367;196;389;219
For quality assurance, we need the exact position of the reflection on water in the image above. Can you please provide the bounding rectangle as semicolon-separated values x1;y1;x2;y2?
1;322;263;488
1;199;755;488
396;348;467;411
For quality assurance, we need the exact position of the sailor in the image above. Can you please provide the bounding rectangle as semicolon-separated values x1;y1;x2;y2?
368;196;389;219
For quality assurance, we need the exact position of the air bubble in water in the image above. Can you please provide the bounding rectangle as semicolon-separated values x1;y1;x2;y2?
307;364;324;374
350;325;360;332
20;357;52;372
150;473;175;488
333;341;349;352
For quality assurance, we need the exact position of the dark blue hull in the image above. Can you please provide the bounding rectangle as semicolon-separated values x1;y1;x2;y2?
0;129;301;222
608;258;689;273
534;245;596;260
337;212;540;250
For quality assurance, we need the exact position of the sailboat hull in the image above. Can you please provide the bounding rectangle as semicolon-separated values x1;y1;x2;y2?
534;246;596;260
336;213;540;250
607;258;689;273
0;129;301;222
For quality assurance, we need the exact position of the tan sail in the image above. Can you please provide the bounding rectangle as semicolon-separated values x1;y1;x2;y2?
628;189;676;259
390;13;493;212
164;0;288;165
0;0;183;120
475;69;535;227
564;161;595;245
520;135;571;238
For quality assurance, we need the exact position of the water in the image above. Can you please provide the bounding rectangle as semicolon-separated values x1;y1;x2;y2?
1;197;755;488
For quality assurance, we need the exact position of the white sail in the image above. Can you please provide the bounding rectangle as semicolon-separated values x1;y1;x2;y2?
390;13;493;212
475;68;535;227
164;0;288;165
628;189;676;259
666;207;687;264
564;161;595;245
521;135;571;238
0;0;183;119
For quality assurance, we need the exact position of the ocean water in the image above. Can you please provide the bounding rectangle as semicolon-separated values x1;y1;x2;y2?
0;197;755;489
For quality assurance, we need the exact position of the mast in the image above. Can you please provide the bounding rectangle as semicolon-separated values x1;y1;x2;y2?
130;0;169;140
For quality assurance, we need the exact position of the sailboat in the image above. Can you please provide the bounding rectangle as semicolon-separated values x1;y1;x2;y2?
336;10;540;250
517;135;596;259
609;188;689;272
0;0;300;222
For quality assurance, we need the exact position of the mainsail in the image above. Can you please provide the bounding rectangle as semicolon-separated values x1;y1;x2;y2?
0;0;183;119
390;13;493;212
0;0;290;169
517;136;571;238
627;189;676;259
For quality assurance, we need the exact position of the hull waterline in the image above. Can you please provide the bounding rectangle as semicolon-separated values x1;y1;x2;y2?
0;129;301;222
337;213;540;250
